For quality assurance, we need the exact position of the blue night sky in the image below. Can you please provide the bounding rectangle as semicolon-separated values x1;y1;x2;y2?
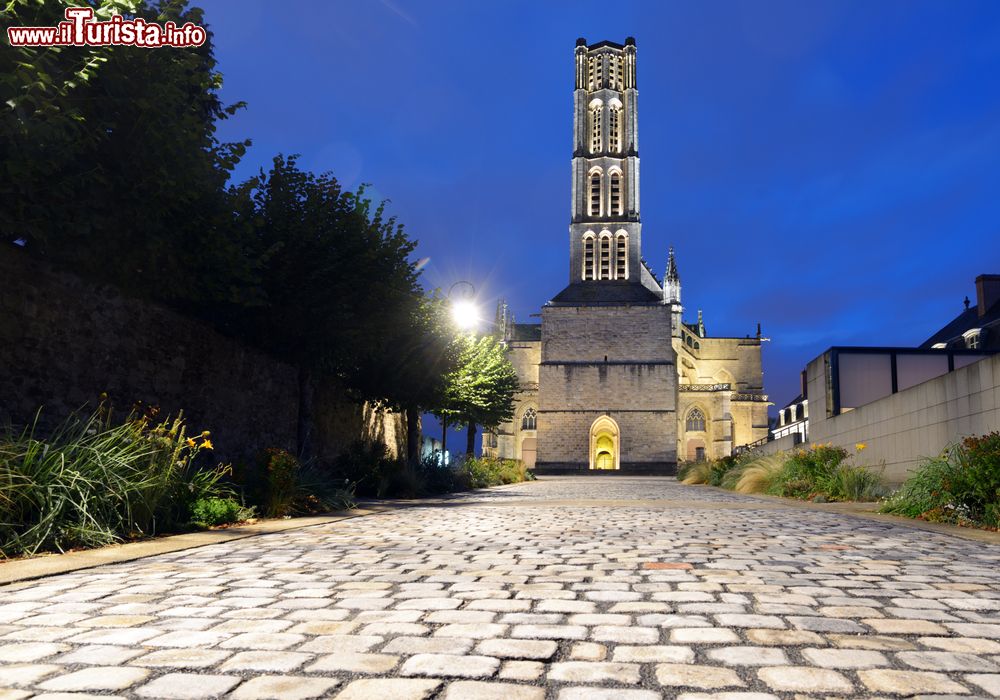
202;0;1000;423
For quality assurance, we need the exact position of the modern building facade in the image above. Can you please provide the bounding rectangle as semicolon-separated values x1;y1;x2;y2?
483;38;769;472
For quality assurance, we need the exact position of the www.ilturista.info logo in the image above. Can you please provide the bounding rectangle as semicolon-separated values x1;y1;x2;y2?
7;7;206;48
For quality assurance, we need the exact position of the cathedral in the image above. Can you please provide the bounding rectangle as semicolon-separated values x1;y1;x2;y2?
483;38;769;473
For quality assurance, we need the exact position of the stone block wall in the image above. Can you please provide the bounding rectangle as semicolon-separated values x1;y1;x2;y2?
537;302;676;469
0;247;405;463
806;351;1000;483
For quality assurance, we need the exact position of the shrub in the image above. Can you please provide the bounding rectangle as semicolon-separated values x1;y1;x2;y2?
262;448;300;517
330;440;399;498
825;464;887;502
882;432;1000;527
189;497;246;526
0;407;231;558
680;460;713;485
733;453;787;494
460;457;528;489
768;444;849;499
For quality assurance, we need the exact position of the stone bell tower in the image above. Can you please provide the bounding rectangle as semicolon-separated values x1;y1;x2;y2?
568;37;653;290
535;37;677;474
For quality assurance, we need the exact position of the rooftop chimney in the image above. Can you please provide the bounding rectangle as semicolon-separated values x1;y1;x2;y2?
975;274;1000;318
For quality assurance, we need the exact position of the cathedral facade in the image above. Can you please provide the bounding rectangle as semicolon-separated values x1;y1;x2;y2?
483;38;769;472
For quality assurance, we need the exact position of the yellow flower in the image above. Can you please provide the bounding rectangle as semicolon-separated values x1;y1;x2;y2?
201;431;211;438
185;438;196;448
855;442;867;451
200;439;214;450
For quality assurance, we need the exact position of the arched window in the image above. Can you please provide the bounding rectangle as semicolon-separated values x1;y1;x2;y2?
599;233;612;280
589;170;602;217
590;104;603;154
609;171;622;215
609;106;621;153
521;407;537;431
686;408;706;432
582;234;595;280
615;232;627;280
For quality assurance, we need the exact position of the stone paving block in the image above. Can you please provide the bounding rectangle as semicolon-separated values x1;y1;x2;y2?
864;618;949;635
946;623;1000;639
964;673;1000;696
802;646;889;668
714;614;785;629
826;633;914;650
590;625;659;643
399;653;500;678
655;663;745;689
130;648;232;668
476;638;558;660
37;666;150;692
498;661;544;681
134;673;241;698
858;668;971;695
384;635;474;655
706;646;788;666
756;666;853;693
333;679;441;700
229;675;339;700
612;644;695;663
0;663;62;687
441;681;544;700
0;642;72;663
305;652;399;674
54;644;145;665
568;641;607;660
786;616;865;633
0;689;31;700
548;661;641;684
220;650;313;672
297;634;383;653
435;623;508;639
896;650;1000;672
671;627;740;644
512;624;588;640
219;632;306;650
557;690;660;700
677;695;779;700
919;636;1000;653
743;628;824;646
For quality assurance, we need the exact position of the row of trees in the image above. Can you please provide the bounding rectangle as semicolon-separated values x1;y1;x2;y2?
1;0;518;464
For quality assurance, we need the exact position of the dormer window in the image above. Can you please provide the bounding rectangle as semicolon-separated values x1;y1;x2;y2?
964;329;981;350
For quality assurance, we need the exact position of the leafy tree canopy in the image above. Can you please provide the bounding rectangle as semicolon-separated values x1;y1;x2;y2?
441;334;519;431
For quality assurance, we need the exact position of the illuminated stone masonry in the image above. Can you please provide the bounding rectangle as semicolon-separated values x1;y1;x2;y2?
2;477;999;698
485;38;769;472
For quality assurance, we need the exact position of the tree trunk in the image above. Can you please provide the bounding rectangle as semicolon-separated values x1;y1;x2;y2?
440;416;448;462
405;406;421;465
466;422;476;457
296;366;314;460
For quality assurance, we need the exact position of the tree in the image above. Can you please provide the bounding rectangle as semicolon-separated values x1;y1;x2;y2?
230;155;440;457
0;0;252;305
441;335;520;456
348;294;459;465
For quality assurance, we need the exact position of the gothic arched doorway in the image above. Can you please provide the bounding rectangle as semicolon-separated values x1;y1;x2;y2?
589;416;620;470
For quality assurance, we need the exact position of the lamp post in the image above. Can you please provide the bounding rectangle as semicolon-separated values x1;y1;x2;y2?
441;281;479;463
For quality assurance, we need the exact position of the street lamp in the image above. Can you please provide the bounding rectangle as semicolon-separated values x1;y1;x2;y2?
448;281;479;332
451;298;480;330
439;281;480;464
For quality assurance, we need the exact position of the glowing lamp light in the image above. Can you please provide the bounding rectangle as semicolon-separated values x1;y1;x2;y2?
451;299;480;330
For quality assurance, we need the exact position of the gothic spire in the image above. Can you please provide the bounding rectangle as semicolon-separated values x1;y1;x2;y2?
666;245;680;283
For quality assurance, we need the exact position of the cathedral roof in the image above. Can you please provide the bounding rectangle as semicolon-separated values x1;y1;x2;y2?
548;280;663;306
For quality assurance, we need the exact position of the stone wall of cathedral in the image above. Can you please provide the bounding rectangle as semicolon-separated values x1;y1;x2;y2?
536;303;677;469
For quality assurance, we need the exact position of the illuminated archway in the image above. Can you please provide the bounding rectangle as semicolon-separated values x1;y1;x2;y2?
589;415;620;470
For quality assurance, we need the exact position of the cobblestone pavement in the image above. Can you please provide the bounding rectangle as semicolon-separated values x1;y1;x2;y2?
2;476;1000;699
